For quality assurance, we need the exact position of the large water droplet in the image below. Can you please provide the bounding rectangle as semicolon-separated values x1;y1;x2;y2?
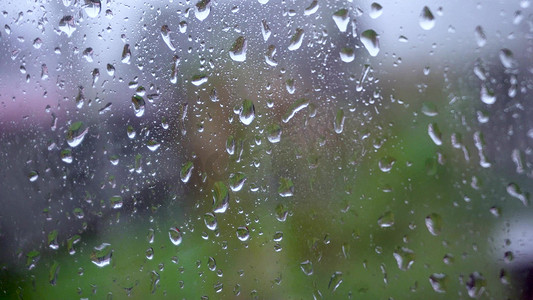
288;28;304;51
180;161;194;183
334;109;345;134
393;247;415;270
474;26;486;47
429;273;448;293
204;213;218;230
229;36;247;62
378;211;395;227
419;6;435;30
267;124;282;143
59;16;76;37
236;226;249;241
332;9;349;32
300;260;313;275
168;227;183;246
304;0;319;16
369;3;383;19
278;177;294;197
239;99;255;125
229;172;247;192
499;48;517;69
131;95;145;117
282;98;309;123
339;47;355;63
84;0;101;18
360;29;380;57
466;272;486;298
212;182;229;213
425;213;442;236
195;0;211;21
90;243;112;267
161;25;176;51
67;122;89;148
328;272;343;292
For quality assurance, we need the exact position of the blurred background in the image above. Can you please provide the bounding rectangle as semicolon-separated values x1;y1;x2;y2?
1;0;533;298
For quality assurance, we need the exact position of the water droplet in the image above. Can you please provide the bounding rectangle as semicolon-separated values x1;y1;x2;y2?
145;247;154;260
208;256;217;271
480;84;496;105
59;16;76;37
144;138;160;151
499;48;517;69
131;95;145;117
328;272;343;292
161;25;176;51
121;44;131;64
110;195;123;209
300;260;313;275
28;171;39;182
419;6;435;30
334;109;345;134
266;124;282;143
84;0;101;18
90;243;112;267
278;177;294;197
229;36;247;62
360;29;380;56
212;182;229;213
332;9;349;32
425;213;442;236
261;20;271;41
428;123;442;146
378;211;395;228
466;272;486;298
378;156;396;172
339;47;355;63
474;26;486;47
204;213;218;230
169;227;183;246
288;28;304;51
369;3;383;19
49;261;59;286
304;0;319;15
195;0;211;21
229;172;247;192
191;74;208;86
236;226;249;241
275;203;288;222
226;136;236;155
429;273;448;293
150;271;160;294
507;183;529;206
421;102;438;116
239;99;255;125
282;98;309;123
180;161;194;183
67;122;89;148
393;247;415;270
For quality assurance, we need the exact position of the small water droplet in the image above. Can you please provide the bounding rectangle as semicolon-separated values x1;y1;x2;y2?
466;272;486;298
161;25;176;51
266;124;282;143
393;247;415;270
334;109;345;134
278;177;294;197
229;172;247;192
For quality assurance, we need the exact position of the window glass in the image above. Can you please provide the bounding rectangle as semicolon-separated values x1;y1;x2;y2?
1;0;532;298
